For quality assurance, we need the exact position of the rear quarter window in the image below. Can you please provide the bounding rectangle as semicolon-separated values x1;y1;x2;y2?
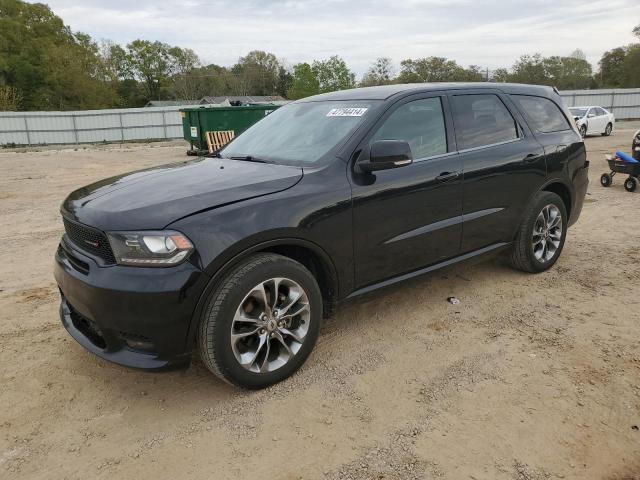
512;95;571;133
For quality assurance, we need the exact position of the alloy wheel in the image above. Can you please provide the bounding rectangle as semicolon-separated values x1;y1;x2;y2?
230;277;311;373
531;204;563;263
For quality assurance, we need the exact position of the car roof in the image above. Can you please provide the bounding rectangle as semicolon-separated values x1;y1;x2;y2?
570;106;605;109
296;82;556;102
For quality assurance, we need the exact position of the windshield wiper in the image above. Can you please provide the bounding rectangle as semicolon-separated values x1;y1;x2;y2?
228;155;273;164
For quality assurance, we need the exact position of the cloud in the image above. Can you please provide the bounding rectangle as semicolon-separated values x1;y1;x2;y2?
32;0;640;75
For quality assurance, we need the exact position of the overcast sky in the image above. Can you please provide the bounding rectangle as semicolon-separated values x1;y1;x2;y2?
35;0;640;75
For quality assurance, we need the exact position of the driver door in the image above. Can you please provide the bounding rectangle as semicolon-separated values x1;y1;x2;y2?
350;94;463;289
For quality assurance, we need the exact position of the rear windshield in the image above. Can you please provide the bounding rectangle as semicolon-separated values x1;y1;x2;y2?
221;101;380;166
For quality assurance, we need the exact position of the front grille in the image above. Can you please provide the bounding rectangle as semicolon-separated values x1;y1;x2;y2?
62;217;116;265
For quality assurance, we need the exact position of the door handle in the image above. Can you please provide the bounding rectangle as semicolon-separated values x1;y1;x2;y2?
436;171;460;182
523;153;539;163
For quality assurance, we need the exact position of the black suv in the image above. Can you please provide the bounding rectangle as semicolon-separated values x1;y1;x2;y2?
55;83;588;388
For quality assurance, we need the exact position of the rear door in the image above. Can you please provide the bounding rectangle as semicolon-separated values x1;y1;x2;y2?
510;93;582;203
350;93;462;288
449;90;546;253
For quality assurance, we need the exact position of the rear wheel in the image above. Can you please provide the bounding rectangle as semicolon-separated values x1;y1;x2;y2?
510;191;567;273
624;177;637;192
603;123;613;136
198;253;322;389
600;173;612;187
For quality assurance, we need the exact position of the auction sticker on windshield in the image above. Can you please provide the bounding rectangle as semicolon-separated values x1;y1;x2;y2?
326;107;368;117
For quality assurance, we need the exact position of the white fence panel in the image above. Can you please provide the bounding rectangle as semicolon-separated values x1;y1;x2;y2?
1;91;638;147
559;88;640;118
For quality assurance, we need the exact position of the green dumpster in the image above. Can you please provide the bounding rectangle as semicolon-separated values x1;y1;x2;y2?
180;104;281;155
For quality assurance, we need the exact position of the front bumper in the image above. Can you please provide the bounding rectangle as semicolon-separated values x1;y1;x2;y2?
54;237;209;369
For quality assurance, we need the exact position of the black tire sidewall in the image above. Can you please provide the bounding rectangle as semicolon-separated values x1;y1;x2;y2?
605;123;612;135
520;193;568;272
625;178;637;192
600;174;611;187
203;256;322;389
580;125;587;137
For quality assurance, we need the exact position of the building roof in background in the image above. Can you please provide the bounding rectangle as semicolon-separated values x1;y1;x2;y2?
145;100;201;107
198;95;287;105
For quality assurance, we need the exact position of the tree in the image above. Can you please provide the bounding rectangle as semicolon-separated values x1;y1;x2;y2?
633;23;640;39
126;40;176;100
491;68;510;83
508;54;548;85
0;85;22;110
276;66;293;98
398;56;479;83
233;50;281;96
599;47;632;87
0;0;119;110
287;62;319;99
360;57;395;87
312;56;355;93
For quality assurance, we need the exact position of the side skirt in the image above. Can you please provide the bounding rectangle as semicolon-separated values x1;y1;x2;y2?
345;242;510;299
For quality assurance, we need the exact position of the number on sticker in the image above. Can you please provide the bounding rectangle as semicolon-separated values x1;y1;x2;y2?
326;107;368;117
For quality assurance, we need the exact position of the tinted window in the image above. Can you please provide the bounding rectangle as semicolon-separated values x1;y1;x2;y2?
221;100;381;166
512;95;571;133
595;107;606;116
451;94;518;150
371;97;447;160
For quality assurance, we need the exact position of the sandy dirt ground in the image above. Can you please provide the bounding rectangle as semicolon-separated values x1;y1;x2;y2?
1;124;639;480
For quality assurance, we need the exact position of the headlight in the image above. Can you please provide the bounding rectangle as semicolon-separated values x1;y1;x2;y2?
107;230;194;267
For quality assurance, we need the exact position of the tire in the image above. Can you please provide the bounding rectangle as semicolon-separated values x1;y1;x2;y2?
580;125;587;138
510;191;568;273
602;123;613;136
198;253;322;389
600;173;612;187
624;177;637;193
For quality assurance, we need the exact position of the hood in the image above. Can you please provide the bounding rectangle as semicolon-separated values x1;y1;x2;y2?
62;157;303;230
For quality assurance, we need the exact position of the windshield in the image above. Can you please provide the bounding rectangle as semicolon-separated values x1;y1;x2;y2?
569;107;588;117
221;100;381;165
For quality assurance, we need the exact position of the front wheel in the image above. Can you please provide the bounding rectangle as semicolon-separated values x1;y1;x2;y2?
602;123;613;136
198;253;322;389
510;191;568;273
580;125;587;138
600;173;612;187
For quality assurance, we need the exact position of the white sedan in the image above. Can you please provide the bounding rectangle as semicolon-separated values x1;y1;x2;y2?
569;106;615;138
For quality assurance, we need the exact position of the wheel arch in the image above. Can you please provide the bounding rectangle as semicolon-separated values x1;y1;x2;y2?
541;181;572;220
185;238;339;349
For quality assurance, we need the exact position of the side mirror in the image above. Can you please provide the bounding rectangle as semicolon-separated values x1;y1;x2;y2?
358;140;413;173
587;113;596;118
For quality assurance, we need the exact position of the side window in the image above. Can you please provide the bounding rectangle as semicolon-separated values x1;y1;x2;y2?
588;108;596;117
370;97;447;160
451;94;518;150
596;107;606;116
511;95;571;133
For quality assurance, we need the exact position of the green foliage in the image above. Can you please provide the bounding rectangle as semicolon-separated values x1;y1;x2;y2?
312;56;356;93
0;85;22;110
232;50;281;96
1;0;639;111
287;56;355;99
360;57;395;87
398;56;483;83
287;63;320;100
0;0;116;110
497;52;593;89
598;44;640;88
